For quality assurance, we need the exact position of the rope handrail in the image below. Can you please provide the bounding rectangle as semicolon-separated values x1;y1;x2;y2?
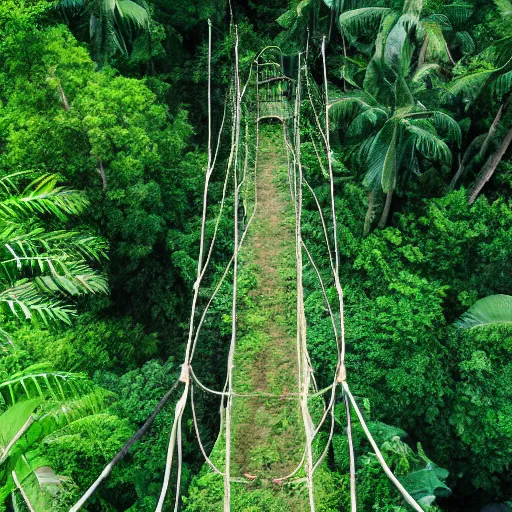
70;23;426;512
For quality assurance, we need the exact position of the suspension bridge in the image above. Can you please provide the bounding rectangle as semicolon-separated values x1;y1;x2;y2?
69;24;425;512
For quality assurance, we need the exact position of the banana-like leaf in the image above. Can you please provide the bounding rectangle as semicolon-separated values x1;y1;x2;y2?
116;0;149;28
385;19;409;70
0;399;41;461
456;294;512;329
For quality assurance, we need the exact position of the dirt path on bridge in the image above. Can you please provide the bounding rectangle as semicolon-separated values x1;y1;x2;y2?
230;124;306;506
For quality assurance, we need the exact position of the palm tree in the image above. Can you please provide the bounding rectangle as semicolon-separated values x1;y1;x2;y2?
339;0;475;70
0;172;107;348
447;0;512;202
59;0;150;63
329;37;460;232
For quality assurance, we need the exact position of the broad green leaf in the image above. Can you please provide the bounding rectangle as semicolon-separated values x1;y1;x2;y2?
0;398;41;454
456;294;512;329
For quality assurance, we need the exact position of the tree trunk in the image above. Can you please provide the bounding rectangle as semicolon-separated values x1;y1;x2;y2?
416;35;428;72
468;126;512;204
449;133;487;191
479;103;505;160
363;190;375;237
378;189;394;229
58;84;70;111
97;158;107;191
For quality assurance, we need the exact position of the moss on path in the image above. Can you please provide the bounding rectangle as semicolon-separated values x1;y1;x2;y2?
231;124;305;488
185;124;338;511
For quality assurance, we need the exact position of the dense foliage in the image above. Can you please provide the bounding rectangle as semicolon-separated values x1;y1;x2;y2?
0;0;511;510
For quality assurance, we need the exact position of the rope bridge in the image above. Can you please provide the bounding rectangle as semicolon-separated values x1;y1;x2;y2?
69;23;425;512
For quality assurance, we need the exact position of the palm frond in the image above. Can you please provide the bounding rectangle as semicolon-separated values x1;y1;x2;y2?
420;21;453;65
445;69;495;103
403;0;423;16
34;265;108;296
412;63;442;83
456;294;512;329
0;367;90;406
423;13;452;30
432;111;462;145
339;7;391;35
357;133;378;164
0;281;75;326
405;123;452;163
444;2;473;25
492;69;512;100
1;230;107;269
328;92;380;126
364;120;398;192
116;0;150;29
346;107;388;138
0;175;89;223
58;0;85;8
454;31;475;54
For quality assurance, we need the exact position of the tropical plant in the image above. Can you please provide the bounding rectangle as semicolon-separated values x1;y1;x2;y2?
447;0;512;201
339;0;475;68
59;0;151;62
0;172;107;349
456;294;512;329
0;362;109;510
329;42;460;231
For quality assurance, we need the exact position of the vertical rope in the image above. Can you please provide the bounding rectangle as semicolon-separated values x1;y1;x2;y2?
342;382;424;512
155;381;189;512
320;35;355;510
223;26;242;512
345;394;357;512
293;52;316;512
